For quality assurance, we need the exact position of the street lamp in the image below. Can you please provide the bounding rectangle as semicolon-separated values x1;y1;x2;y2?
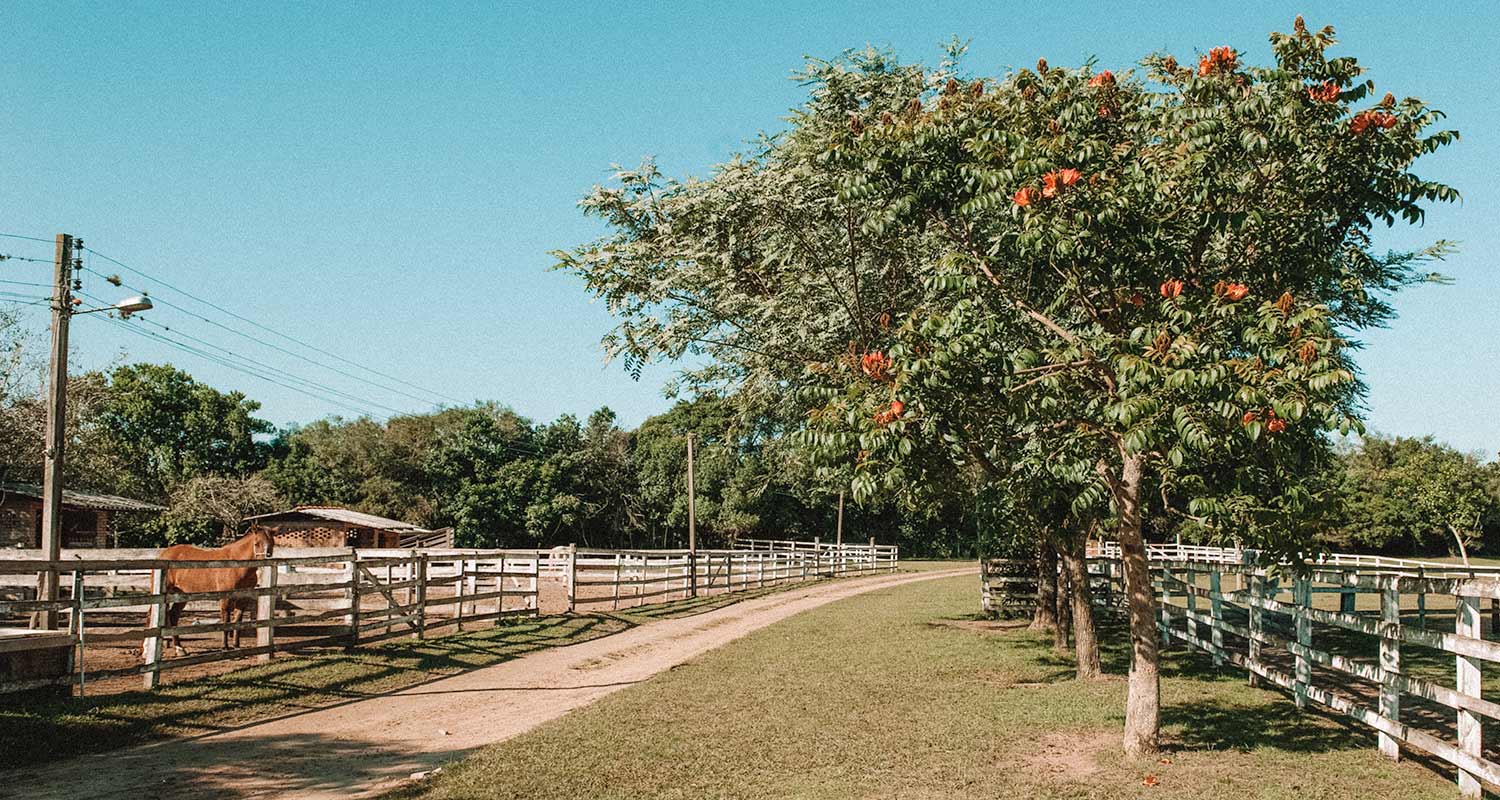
34;234;150;629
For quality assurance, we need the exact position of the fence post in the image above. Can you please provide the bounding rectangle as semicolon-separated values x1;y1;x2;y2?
1208;568;1224;668
1416;567;1427;628
1294;575;1311;710
566;544;578;612
813;537;822;576
345;558;361;651
1378;579;1402;761
1457;592;1484;797
414;555;428;640
1159;566;1171;647
496;552;508;624
611;552;623;610
256;564;277;664
1248;569;1264;689
384;562;395;636
455;558;467;632
143;567;166;690
1184;566;1198;643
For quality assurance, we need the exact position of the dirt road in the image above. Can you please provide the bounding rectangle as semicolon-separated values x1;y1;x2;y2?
0;566;973;800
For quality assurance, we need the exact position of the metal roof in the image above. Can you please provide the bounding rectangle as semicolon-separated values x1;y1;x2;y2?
244;506;427;532
0;482;166;513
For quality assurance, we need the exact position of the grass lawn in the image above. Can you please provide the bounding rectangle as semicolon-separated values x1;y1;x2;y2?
0;568;915;771
389;574;1456;800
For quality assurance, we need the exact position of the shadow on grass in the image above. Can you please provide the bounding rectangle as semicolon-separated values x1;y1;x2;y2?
0;614;631;771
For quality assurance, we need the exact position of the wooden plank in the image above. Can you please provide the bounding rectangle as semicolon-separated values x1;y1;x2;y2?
1379;583;1401;761
143;568;166;690
256;564;277;664
1295;576;1311;710
1209;569;1224;668
1457;594;1484;797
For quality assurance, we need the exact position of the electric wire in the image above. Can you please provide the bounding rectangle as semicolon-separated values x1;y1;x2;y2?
82;247;465;406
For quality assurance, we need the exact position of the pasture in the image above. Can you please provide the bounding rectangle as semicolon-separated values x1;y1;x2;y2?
385;573;1454;799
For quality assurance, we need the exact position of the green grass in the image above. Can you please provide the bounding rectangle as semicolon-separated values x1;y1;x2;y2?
389;574;1456;800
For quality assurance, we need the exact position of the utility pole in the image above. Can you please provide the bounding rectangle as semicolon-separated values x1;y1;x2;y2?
686;433;697;597
35;234;76;630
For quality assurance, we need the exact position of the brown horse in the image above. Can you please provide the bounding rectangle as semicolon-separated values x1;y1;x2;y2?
156;528;275;655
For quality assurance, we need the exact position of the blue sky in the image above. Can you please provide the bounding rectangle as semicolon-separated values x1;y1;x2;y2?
1;2;1494;455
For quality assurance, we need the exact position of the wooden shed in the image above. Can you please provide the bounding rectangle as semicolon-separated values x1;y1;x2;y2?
243;506;428;549
0;482;165;549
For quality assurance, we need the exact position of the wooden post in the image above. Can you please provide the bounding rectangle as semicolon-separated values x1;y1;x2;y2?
813;537;822;577
612;552;623;610
256;564;277;664
1184;566;1198;643
345;558;361;651
1416;567;1427;628
566;544;578;612
455;558;467;632
144;567;166;689
496;552;508;623
70;569;86;695
757;553;765;588
384;562;395;635
413;555;428;640
1208;569;1224;668
1457;592;1484;797
1294;575;1311;710
1491;598;1499;639
1248;571;1264;689
1378;580;1402;761
1159;567;1172;647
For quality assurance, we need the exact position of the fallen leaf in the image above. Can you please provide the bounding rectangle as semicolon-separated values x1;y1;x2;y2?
1143;774;1160;787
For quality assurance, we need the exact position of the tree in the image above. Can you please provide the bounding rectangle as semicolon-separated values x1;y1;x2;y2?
164;474;283;542
1334;435;1499;557
560;20;1457;756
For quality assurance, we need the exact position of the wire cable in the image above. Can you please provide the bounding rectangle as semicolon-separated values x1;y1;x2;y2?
74;289;403;417
82;247;465;406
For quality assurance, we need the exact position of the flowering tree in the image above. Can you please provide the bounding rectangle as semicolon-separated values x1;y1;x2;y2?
559;20;1457;756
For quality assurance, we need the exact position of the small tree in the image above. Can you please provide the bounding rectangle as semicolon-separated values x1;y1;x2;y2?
165;474;282;542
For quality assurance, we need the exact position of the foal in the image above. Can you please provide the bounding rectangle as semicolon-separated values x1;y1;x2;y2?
156;528;275;655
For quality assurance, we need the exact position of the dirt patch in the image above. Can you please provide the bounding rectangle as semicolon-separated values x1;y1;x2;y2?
1019;730;1116;780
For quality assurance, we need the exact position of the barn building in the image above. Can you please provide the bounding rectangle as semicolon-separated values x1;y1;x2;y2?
0;482;165;549
242;506;430;549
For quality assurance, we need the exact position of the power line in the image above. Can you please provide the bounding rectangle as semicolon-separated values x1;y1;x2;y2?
0;232;55;244
78;263;446;410
74;288;401;418
0;254;53;264
82;246;466;406
0;278;52;288
81;312;390;420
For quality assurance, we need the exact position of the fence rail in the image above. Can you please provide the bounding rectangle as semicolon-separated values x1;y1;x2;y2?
984;547;1500;798
0;538;897;696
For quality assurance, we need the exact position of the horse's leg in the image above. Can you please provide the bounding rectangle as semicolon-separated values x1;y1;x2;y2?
167;601;188;656
221;598;234;649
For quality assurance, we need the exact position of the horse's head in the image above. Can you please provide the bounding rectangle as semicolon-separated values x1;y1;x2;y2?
250;527;275;559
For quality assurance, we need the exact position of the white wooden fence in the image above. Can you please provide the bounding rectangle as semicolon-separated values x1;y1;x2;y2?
0;538;897;696
985;543;1500;798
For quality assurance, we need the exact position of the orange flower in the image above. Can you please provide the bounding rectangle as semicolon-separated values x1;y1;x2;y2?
944;77;961;95
1197;56;1212;76
848;115;864;135
1059;168;1082;186
1013;187;1036;207
890;400;905;417
1307;81;1340;103
969;80;984;98
1267;418;1287;434
1198;46;1237;76
1223;283;1249;301
860;351;892;380
1298;341;1317;363
1274;291;1295;313
1350;111;1397;134
1128;293;1145;307
1159;279;1184;299
1036;57;1049;74
1042;172;1060;198
1097;104;1113;119
1241;411;1259;425
1087;70;1115;88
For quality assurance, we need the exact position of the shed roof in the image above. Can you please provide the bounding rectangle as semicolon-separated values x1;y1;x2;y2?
244;506;426;532
0;482;165;513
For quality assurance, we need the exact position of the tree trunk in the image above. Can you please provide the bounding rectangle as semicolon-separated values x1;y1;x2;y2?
1060;537;1103;680
1054;553;1072;652
1031;541;1059;632
1111;452;1160;757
